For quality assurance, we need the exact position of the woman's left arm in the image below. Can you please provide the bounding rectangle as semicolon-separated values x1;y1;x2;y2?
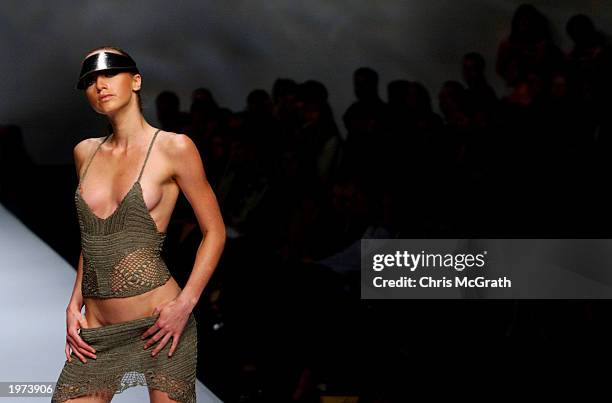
143;133;226;357
170;133;226;309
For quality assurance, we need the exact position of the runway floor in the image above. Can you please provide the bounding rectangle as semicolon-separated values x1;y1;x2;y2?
0;203;222;402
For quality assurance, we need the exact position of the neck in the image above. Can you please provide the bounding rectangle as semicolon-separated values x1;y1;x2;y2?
106;101;152;149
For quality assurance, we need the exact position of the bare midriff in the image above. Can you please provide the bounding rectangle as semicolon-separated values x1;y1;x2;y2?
84;276;182;328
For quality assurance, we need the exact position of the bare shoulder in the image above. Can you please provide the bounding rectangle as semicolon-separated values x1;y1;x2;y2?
156;131;204;180
73;135;107;173
156;130;200;158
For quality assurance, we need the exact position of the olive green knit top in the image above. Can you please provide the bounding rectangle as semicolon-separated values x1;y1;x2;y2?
75;128;171;298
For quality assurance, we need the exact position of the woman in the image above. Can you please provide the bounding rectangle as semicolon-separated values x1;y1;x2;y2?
51;46;226;403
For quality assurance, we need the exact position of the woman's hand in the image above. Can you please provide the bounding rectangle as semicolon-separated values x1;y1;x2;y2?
65;307;97;363
141;297;192;357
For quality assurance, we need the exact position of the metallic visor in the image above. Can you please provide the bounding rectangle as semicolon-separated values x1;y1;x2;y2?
76;51;139;90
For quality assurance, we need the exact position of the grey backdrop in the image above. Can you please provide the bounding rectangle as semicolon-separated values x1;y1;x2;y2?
2;0;612;164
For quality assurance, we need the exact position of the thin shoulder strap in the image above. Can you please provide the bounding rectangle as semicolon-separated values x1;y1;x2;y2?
137;128;162;182
79;134;112;186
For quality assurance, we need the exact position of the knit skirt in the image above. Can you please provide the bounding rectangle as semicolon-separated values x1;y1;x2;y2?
51;313;197;403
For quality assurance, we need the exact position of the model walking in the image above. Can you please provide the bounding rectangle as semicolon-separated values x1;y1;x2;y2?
51;46;226;403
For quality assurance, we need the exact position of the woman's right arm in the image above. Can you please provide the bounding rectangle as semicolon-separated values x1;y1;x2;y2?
65;250;96;363
67;141;87;314
66;251;84;313
64;141;96;363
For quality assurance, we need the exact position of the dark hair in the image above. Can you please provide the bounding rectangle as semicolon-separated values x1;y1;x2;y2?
246;89;271;107
566;14;601;46
156;90;180;111
83;45;143;113
297;80;329;103
272;78;298;102
387;79;411;105
464;52;486;72
354;67;379;85
510;4;551;43
408;81;433;114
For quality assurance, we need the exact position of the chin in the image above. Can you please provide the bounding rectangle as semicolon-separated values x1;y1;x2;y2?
94;106;112;115
94;103;123;115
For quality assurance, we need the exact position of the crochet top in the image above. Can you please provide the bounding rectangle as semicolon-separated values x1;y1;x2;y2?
75;128;171;298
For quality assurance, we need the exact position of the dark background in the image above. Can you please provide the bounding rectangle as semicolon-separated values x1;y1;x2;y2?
2;1;612;401
1;0;610;164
